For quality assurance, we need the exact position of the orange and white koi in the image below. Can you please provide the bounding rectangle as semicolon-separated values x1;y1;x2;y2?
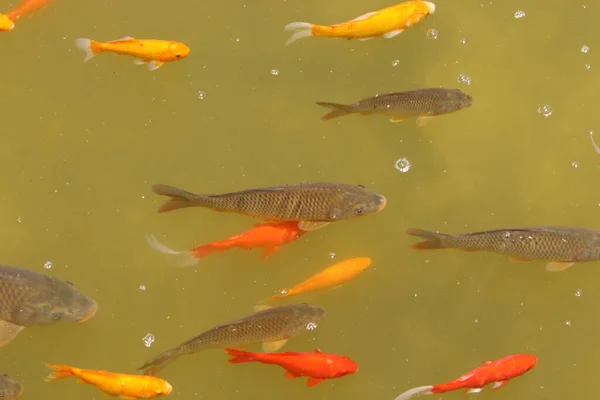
43;363;172;399
5;0;48;23
394;354;538;400
74;36;191;71
284;0;435;46
0;13;14;31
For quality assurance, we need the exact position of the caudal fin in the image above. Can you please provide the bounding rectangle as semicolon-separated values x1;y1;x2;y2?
316;102;355;121
145;234;199;267
284;22;314;46
405;228;451;250
152;184;202;213
393;385;434;400
190;244;224;258
43;363;75;381
74;38;101;62
225;348;258;364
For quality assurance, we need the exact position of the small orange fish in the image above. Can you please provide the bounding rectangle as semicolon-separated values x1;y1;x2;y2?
74;36;191;71
284;0;435;45
191;221;308;260
43;363;172;399
263;257;372;303
5;0;48;23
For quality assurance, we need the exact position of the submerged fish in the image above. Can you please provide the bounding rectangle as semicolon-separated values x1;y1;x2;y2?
394;354;537;400
0;265;98;347
225;348;358;387
285;0;435;45
406;226;600;272
139;303;326;375
74;37;191;71
5;0;49;23
152;182;386;231
44;363;172;399
0;374;24;399
317;88;472;125
0;13;15;31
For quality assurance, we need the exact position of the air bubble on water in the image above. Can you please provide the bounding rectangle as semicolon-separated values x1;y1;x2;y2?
575;288;583;297
571;161;579;169
581;45;590;54
305;322;318;331
279;289;288;295
198;91;205;100
139;285;146;291
17;217;21;223
235;38;240;42
43;261;52;269
537;104;553;117
142;333;155;347
514;10;526;18
585;64;591;70
457;74;472;85
460;38;468;44
394;157;411;173
270;69;280;76
426;28;439;39
565;320;572;327
329;252;336;259
392;59;400;67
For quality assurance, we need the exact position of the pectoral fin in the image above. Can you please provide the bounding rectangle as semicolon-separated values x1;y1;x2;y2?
383;29;404;38
0;321;24;347
260;246;279;259
465;388;482;393
262;339;288;353
133;59;147;65
390;116;406;123
147;60;164;71
546;261;574;272
298;221;330;231
416;116;436;127
285;370;300;379
492;380;507;390
306;377;324;387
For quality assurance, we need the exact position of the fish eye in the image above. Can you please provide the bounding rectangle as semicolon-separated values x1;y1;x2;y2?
51;312;64;321
354;207;364;215
176;54;181;58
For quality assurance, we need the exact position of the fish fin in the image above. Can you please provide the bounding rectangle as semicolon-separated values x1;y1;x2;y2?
358;38;372;41
263;339;288;353
74;38;101;62
109;36;134;42
147;60;164;71
405;228;451;250
492;381;507;390
546;261;574;272
393;385;434;400
314;348;323;353
0;321;23;347
254;304;273;312
298;221;329;231
225;348;256;363
482;360;492;364
465;388;482;393
316;102;355;121
350;11;377;22
144;234;200;267
260;246;280;259
152;184;200;213
133;58;147;65
416;116;436;127
43;363;75;381
424;1;436;13
383;29;404;38
285;370;300;379
284;22;314;46
390;116;405;123
306;377;324;387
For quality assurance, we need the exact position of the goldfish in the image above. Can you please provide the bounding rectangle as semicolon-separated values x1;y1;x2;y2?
0;373;24;399
262;257;372;303
43;363;172;399
285;0;435;46
152;182;386;232
74;37;191;71
0;13;14;31
0;264;97;347
406;226;600;272
139;303;326;375
394;354;537;400
317;88;472;125
5;0;48;23
225;348;358;387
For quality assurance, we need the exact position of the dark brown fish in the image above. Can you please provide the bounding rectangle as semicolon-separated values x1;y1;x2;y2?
138;303;326;375
317;88;473;124
406;226;600;272
0;374;23;400
0;265;98;347
152;182;386;231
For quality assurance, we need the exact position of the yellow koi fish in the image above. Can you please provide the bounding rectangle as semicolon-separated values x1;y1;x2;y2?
285;0;435;46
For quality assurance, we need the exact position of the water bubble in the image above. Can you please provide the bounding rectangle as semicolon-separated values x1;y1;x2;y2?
392;59;400;67
460;38;468;44
279;289;288;295
426;28;439;39
16;217;21;223
585;64;591;70
581;45;590;54
575;288;583;297
537;104;553;117
571;161;579;169
139;285;146;291
305;322;318;331
43;261;52;269
394;157;411;173
270;69;280;76
142;333;155;347
198;91;205;100
565;320;572;327
514;10;526;18
457;74;472;85
329;252;336;259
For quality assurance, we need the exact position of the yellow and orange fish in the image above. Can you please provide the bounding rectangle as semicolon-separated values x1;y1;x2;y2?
284;0;435;45
74;36;191;71
5;0;48;23
0;13;14;30
43;363;172;399
261;257;372;303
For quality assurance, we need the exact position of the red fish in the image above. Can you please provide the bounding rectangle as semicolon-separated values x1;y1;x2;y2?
191;221;307;259
394;354;537;400
5;0;49;22
225;348;358;387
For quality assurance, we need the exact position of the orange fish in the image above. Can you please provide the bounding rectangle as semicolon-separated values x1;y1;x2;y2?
284;0;435;45
394;354;538;400
225;348;358;387
74;36;191;71
191;221;307;260
5;0;48;23
43;363;172;399
0;13;14;30
262;257;372;303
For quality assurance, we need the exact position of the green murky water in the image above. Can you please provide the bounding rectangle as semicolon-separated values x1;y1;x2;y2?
1;0;600;398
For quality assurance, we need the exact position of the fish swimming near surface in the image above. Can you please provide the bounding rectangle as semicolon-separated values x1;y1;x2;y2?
0;265;98;347
225;348;358;387
4;0;49;24
0;14;15;30
74;37;191;71
0;373;24;399
317;88;473;125
285;0;435;45
151;182;386;232
393;354;537;400
261;257;372;304
406;226;600;272
139;303;326;375
44;363;172;399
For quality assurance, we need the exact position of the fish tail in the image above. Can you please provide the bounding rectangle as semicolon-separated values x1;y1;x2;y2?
284;22;314;45
190;243;225;258
43;363;75;381
316;102;355;121
152;184;205;213
74;38;102;62
225;348;259;364
393;385;434;400
405;228;452;250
